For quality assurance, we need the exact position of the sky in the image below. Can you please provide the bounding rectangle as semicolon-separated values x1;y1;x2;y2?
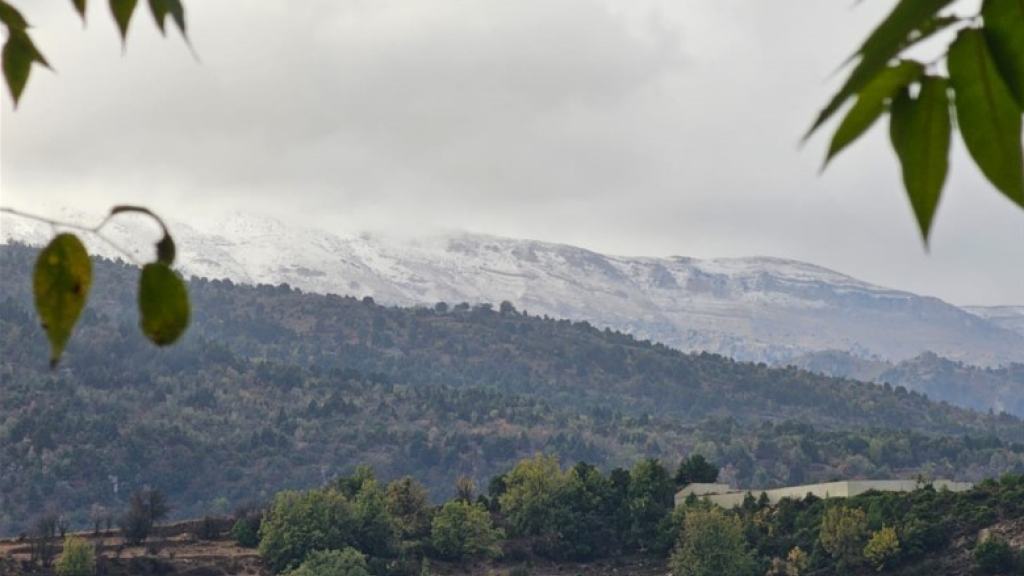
1;0;1022;306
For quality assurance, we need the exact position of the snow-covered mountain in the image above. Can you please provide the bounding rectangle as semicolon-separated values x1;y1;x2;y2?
961;306;1024;337
3;208;1022;366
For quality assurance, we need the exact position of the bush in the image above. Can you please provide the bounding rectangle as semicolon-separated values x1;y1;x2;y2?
258;489;357;573
430;500;502;560
285;548;369;576
56;536;96;576
973;537;1014;576
232;518;259;548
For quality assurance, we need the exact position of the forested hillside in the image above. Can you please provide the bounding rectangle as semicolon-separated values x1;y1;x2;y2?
2;244;1023;535
790;350;1024;417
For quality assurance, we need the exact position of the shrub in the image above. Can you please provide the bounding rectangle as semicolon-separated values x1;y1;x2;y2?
430;500;502;560
973;537;1014;576
56;536;96;576
232;518;259;548
285;548;369;576
258;489;357;573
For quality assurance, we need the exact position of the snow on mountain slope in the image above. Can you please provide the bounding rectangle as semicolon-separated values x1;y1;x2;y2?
3;208;1022;365
962;306;1024;337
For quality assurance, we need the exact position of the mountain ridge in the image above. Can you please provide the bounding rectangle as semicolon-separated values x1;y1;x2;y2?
2;208;1021;366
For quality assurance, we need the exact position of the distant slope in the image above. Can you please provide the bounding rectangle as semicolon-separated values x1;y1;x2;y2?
2;243;1021;437
789;350;1024;418
963;305;1024;336
3;209;1021;366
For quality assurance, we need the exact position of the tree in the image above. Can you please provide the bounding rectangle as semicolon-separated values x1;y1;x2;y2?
863;526;901;572
498;454;567;539
385;476;432;541
626;457;675;552
285;548;370;576
818;506;868;571
808;0;1024;242
56;536;96;576
120;488;171;546
30;511;59;567
333;465;376;499
352;479;396;557
430;500;503;561
258;489;357;573
231;502;264;548
232;518;260;548
675;455;720;486
454;476;477;503
554;461;619;560
89;504;108;536
670;507;757;576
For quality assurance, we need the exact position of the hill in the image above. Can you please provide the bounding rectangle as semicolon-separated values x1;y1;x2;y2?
2;244;1023;535
789;350;1024;418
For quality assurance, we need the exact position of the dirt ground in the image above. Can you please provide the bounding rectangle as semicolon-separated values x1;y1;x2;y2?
0;524;669;576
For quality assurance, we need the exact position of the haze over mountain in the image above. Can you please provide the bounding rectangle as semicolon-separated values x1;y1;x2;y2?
2;208;1021;367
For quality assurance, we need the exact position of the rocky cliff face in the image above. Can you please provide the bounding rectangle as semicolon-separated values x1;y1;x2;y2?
3;208;1021;366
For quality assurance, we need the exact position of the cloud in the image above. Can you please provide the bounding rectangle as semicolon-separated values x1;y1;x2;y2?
2;0;1021;305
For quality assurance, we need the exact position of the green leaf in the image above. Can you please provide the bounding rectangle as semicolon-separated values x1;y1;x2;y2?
806;0;954;140
138;262;190;346
0;1;29;30
888;77;951;242
982;0;1024;109
2;30;49;107
825;60;924;166
33;234;92;367
109;0;139;43
147;0;185;35
948;28;1024;208
148;0;169;33
71;0;87;21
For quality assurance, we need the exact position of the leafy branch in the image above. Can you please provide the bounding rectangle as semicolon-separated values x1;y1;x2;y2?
807;0;1024;244
0;0;189;106
2;206;191;366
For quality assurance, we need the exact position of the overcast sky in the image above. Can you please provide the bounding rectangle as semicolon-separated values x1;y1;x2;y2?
2;0;1022;306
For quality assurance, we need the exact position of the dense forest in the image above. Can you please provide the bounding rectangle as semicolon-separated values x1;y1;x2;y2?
2;244;1023;536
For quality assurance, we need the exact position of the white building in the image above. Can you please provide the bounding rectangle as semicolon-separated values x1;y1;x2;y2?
675;479;974;509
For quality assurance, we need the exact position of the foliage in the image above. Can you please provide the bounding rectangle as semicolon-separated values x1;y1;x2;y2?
863;526;900;572
2;247;1024;533
232;518;259;548
808;0;1024;242
56;536;96;576
973;536;1015;576
818;506;868;570
674;454;719;486
0;0;188;105
3;208;190;366
285;548;370;576
670;507;757;576
120;489;170;546
430;500;502;560
30;511;59;567
352;479;396;557
385;477;433;541
626;458;675;553
258;489;357;573
498;454;567;540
